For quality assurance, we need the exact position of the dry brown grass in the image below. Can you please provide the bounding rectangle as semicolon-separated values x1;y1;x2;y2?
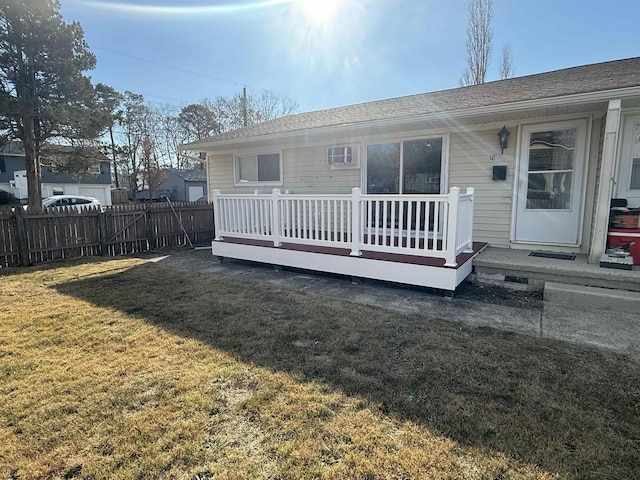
1;256;638;479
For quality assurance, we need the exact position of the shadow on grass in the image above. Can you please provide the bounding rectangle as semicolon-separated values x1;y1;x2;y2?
55;261;640;479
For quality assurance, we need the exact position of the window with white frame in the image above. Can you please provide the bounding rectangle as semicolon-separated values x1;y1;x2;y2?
234;153;281;185
327;145;358;167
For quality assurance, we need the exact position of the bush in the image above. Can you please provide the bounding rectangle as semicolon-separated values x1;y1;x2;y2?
0;190;17;205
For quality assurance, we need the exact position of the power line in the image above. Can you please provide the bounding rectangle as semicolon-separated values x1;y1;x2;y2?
92;45;246;88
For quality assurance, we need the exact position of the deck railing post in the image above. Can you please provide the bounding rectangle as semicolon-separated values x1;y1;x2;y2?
350;187;362;256
464;187;474;253
444;187;459;267
272;188;282;247
212;189;222;240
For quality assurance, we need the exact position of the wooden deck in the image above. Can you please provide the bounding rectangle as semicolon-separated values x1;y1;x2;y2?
213;236;487;291
211;188;479;290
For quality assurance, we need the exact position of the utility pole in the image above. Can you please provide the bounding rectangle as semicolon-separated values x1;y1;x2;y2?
109;125;119;187
242;85;248;127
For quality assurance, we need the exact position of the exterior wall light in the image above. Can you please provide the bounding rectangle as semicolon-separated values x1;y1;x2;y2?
497;125;510;154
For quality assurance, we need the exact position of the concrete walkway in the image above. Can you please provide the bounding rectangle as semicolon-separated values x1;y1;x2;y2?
139;248;640;357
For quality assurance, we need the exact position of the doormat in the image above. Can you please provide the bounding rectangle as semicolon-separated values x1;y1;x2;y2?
529;252;576;261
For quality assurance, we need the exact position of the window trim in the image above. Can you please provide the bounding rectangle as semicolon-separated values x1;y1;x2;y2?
328;144;359;169
233;151;283;187
362;134;448;195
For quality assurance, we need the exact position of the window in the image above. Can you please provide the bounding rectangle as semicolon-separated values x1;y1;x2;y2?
235;153;281;185
0;157;5;173
630;158;640;190
525;128;576;210
328;146;358;167
366;137;443;194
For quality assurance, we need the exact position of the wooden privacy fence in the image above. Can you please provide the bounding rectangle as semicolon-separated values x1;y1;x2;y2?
0;202;214;268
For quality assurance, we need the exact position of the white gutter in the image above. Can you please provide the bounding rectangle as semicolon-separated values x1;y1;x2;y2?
178;152;206;163
181;85;640;151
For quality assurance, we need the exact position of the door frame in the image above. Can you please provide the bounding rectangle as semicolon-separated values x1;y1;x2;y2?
614;112;640;206
511;116;592;247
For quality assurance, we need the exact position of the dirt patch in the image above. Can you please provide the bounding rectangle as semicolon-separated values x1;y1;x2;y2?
454;282;543;309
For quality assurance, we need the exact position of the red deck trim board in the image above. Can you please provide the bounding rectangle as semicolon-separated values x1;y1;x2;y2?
216;236;487;270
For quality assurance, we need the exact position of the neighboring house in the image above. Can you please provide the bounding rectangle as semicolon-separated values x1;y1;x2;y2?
182;57;640;290
0;141;112;205
160;168;207;202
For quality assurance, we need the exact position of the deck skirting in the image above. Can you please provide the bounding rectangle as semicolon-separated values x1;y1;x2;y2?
212;240;485;290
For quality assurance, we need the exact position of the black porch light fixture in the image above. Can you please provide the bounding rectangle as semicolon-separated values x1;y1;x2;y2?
497;125;510;154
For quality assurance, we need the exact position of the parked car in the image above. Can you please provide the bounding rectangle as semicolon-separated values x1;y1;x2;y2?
42;195;102;211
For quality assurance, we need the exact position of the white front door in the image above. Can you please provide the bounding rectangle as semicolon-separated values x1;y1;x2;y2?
615;114;640;207
514;119;588;245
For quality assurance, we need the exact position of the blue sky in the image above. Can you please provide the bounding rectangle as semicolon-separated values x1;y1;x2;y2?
60;0;640;114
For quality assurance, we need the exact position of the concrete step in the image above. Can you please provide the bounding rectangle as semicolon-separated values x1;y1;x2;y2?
473;247;640;292
544;282;640;314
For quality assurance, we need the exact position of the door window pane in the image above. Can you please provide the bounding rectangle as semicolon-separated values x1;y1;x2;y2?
526;128;576;210
630;158;640;189
366;143;400;194
403;138;442;194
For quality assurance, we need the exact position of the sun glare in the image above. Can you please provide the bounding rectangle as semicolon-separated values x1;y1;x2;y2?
296;0;343;24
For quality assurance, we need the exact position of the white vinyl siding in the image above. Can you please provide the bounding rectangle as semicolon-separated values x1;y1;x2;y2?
208;128;519;247
208;146;360;195
448;128;517;247
283;145;360;194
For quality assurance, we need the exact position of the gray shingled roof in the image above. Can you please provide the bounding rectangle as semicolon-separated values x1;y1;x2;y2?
166;168;206;182
184;57;640;147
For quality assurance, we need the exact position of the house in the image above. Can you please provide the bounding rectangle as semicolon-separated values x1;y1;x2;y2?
0;142;112;205
182;57;640;291
159;168;207;202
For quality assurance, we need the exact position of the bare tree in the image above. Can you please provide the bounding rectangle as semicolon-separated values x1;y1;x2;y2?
460;0;493;86
206;90;299;132
500;44;514;79
253;90;299;122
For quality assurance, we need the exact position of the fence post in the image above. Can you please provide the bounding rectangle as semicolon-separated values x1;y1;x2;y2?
350;187;362;256
98;209;108;256
464;187;474;253
146;207;156;250
13;207;30;267
444;187;459;267
271;188;282;247
212;189;222;241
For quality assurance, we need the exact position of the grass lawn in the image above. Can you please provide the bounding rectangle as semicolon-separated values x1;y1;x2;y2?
1;256;639;479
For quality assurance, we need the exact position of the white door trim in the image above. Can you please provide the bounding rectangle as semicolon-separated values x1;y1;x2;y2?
614;113;640;206
510;117;591;247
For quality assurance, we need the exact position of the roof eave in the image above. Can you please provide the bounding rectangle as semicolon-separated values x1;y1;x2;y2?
181;85;640;152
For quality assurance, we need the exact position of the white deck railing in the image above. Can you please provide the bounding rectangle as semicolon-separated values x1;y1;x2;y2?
212;187;474;266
